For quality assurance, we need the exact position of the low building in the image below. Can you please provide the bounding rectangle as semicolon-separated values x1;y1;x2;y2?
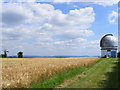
100;34;117;58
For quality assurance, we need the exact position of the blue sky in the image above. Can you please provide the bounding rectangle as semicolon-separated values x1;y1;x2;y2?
1;0;118;56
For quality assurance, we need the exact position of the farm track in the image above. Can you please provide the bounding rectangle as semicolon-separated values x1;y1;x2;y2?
2;57;99;88
56;58;118;88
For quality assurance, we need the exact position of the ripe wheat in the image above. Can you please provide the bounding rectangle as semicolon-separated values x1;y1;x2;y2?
2;57;99;88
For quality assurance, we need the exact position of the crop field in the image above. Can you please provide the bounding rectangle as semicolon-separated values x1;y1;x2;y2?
2;57;99;88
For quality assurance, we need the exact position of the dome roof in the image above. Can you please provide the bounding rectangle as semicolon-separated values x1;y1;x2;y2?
100;34;117;47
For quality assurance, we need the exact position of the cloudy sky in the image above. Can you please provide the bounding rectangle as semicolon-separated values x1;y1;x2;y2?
1;0;118;56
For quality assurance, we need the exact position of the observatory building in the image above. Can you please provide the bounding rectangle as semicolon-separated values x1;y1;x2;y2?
100;34;117;58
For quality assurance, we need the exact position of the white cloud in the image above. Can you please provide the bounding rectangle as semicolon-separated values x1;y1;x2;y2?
2;0;118;6
2;3;34;26
67;7;95;24
2;3;56;26
53;0;73;4
57;30;94;40
2;3;97;56
54;41;65;45
53;0;118;6
93;0;118;6
2;0;36;3
108;11;118;24
2;24;39;41
46;7;95;40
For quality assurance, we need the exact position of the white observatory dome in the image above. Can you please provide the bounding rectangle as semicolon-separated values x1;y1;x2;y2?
100;34;118;58
100;34;117;48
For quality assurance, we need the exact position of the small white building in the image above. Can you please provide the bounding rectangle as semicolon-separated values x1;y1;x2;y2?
100;34;117;58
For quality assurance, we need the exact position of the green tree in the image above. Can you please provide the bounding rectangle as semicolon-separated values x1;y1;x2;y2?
117;51;120;58
17;51;23;58
3;49;9;58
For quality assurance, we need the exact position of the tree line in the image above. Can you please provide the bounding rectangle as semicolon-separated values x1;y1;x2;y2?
0;49;120;58
0;49;23;58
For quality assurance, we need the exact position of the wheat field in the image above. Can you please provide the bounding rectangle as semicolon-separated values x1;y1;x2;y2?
2;57;99;88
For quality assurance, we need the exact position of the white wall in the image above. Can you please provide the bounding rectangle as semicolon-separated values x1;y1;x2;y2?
101;50;117;57
101;50;107;57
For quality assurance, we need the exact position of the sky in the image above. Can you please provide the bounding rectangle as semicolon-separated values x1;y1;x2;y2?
0;0;118;56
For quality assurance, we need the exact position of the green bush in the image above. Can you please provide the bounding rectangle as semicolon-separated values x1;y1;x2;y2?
17;52;23;58
117;51;120;58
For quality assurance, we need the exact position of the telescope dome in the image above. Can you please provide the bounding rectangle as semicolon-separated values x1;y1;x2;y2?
100;34;117;47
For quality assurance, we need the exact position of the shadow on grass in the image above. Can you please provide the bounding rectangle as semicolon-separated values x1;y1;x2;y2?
100;58;120;88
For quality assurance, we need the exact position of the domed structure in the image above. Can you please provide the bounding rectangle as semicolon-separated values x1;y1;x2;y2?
100;34;117;58
100;34;117;49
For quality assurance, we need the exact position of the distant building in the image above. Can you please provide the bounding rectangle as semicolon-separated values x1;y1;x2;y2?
100;34;117;58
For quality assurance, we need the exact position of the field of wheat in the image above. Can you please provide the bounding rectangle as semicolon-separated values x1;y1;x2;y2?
2;57;99;88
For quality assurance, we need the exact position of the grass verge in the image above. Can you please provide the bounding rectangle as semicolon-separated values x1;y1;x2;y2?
31;58;119;88
31;66;89;88
66;58;118;88
31;59;100;88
